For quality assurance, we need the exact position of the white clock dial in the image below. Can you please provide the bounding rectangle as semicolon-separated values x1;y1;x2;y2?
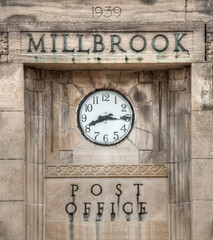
77;90;134;146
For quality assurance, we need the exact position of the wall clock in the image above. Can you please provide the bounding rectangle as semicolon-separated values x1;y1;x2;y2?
77;89;134;146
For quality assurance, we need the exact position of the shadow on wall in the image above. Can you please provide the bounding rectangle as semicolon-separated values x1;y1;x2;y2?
0;221;7;240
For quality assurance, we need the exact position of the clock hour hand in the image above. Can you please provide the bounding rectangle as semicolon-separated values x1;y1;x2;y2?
89;114;131;126
89;113;116;126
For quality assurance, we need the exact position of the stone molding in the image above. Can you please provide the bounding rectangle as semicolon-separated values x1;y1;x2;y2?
0;32;8;55
45;164;168;178
206;32;213;62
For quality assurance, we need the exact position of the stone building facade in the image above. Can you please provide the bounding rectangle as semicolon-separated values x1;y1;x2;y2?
0;1;212;240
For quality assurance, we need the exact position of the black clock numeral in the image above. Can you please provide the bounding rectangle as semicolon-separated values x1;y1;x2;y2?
115;96;117;104
103;134;109;143
81;114;87;122
85;104;93;112
93;96;99;104
85;125;91;133
113;131;119;140
102;93;110;101
120;124;127;132
94;132;100;140
121;103;127;112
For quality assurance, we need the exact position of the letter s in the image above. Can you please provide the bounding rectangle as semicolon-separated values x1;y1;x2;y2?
115;184;122;197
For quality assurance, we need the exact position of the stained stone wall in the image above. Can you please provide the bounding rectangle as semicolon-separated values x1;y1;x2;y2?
23;67;191;240
0;1;213;240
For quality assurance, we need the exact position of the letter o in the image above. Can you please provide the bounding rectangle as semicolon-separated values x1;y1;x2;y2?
65;202;77;215
91;184;102;196
123;202;133;214
152;34;169;52
130;35;147;52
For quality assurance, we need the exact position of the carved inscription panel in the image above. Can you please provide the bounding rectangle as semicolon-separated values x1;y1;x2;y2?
21;31;196;63
45;177;168;240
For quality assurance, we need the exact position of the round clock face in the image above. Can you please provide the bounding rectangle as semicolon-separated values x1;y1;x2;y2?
77;89;134;146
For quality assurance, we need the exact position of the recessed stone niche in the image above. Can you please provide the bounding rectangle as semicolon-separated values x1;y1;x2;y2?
24;67;191;240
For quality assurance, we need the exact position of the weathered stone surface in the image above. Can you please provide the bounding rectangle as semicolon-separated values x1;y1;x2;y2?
25;162;44;204
0;202;24;240
139;151;152;163
129;83;153;150
18;30;198;64
25;203;45;240
169;203;191;240
45;220;158;240
73;138;139;164
0;32;8;55
192;63;213;111
152;221;169;240
0;63;24;111
0;0;187;26
206;31;213;62
192;159;213;200
0;112;25;159
0;160;24;200
169;114;190;163
169;162;190;204
45;221;69;240
192;111;213;159
59;150;73;164
46;178;168;221
192;201;213;240
59;128;82;151
22;66;199;240
169;68;188;91
186;0;213;22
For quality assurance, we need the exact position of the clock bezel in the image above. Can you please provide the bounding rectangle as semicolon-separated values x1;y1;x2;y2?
77;89;135;146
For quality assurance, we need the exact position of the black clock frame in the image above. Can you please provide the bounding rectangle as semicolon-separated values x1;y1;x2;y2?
77;89;135;146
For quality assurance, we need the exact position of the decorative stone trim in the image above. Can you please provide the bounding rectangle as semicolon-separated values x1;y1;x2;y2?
206;32;213;62
0;32;8;55
45;164;168;178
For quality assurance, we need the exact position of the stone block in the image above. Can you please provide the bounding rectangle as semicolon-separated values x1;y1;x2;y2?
139;151;152;163
59;150;73;164
0;202;24;240
169;203;191;240
59;128;82;151
25;203;45;240
191;111;213;159
0;112;25;159
192;200;213;240
192;159;213;200
0;32;8;55
45;221;69;240
186;1;213;22
46;178;168;221
25;162;44;204
169;162;190;204
152;221;169;240
128;127;153;150
73;137;139;164
0;63;24;111
0;160;24;201
191;63;213;111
